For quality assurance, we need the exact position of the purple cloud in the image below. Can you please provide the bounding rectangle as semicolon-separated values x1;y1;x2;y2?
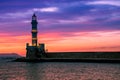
0;0;120;37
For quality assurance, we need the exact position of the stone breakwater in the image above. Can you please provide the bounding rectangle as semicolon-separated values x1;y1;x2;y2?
14;52;120;63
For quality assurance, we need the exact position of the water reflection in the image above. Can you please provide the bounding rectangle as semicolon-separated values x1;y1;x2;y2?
25;63;41;80
0;62;120;80
24;62;120;80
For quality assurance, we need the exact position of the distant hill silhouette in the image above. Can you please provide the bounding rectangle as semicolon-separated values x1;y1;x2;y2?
0;53;21;58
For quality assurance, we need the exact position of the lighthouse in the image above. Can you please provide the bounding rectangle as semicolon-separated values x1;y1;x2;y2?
26;14;46;59
31;14;38;46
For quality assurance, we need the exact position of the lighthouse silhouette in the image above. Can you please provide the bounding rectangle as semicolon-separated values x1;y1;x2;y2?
26;14;46;59
31;14;38;46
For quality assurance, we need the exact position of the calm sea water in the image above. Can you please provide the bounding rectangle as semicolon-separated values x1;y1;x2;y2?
0;59;120;80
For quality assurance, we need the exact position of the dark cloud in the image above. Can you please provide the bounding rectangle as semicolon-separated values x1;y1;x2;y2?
0;0;120;35
92;46;120;50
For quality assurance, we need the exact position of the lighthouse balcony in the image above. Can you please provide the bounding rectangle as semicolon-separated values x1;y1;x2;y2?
32;38;37;40
31;30;37;33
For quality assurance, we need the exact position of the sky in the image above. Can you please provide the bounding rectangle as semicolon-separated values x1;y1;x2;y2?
0;0;120;56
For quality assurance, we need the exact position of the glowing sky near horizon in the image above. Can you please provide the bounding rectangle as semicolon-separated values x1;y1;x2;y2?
0;0;120;56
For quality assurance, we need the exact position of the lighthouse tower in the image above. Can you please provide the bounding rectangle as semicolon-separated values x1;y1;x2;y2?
31;14;38;46
26;14;46;59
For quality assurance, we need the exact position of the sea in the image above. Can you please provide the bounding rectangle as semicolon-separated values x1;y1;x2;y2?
0;58;120;80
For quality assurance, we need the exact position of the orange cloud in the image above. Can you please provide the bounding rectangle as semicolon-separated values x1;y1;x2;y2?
39;30;120;52
0;30;120;56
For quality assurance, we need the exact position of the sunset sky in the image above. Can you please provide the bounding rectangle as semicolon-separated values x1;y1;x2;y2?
0;0;120;56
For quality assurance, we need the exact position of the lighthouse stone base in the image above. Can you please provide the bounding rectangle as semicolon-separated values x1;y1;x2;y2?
26;43;46;59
